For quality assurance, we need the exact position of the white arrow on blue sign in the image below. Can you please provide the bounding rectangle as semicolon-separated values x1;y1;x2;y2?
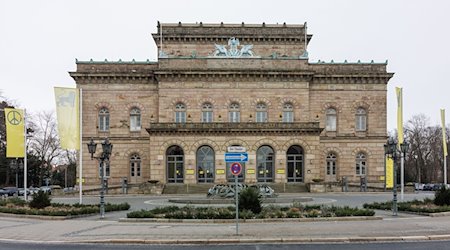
224;152;248;162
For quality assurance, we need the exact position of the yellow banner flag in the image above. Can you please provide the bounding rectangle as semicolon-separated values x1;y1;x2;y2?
5;108;25;157
386;156;394;188
396;87;403;145
54;87;80;150
442;109;448;157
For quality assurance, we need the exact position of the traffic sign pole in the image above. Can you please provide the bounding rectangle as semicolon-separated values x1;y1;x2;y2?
235;174;239;235
229;162;242;235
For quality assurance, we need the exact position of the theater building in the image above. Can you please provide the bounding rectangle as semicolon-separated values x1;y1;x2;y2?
70;22;393;192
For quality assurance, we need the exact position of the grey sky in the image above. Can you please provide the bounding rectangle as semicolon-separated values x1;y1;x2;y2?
1;0;449;130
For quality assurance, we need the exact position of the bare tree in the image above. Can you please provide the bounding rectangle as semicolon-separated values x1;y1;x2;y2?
27;111;64;186
404;114;449;183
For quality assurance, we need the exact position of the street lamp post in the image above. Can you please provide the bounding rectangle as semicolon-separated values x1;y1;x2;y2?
87;137;113;219
384;138;409;216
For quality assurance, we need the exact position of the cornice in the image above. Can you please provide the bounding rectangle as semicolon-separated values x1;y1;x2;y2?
69;72;157;83
146;122;323;135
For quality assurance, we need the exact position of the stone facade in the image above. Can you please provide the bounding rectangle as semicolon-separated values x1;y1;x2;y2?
70;22;393;190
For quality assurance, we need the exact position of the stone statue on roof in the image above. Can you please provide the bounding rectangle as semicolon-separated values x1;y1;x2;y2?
212;37;255;57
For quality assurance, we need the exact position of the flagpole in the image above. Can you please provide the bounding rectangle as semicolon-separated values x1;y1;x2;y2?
396;87;405;201
441;109;447;185
400;155;404;201
445;151;448;185
79;88;83;204
24;109;28;201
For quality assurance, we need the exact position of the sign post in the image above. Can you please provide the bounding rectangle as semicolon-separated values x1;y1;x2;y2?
230;162;242;235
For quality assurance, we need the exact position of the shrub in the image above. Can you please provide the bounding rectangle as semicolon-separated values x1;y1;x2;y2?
127;210;155;218
105;202;131;212
29;190;51;209
238;187;262;214
286;209;301;218
0;197;27;207
151;205;180;214
239;209;255;219
332;206;375;217
434;186;450;206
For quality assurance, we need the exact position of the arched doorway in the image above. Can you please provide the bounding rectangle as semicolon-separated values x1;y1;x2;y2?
257;145;274;182
166;145;184;183
287;145;304;182
197;145;215;183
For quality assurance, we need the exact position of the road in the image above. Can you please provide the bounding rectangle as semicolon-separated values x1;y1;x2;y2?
1;241;450;250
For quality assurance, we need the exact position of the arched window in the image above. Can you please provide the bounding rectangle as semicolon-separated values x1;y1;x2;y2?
130;107;141;131
287;145;304;182
326;108;337;131
256;102;267;123
355;152;367;175
229;102;240;122
201;103;213;123
257;145;274;182
326;153;337;176
282;103;294;123
130;154;141;180
196;145;215;183
175;103;186;123
98;108;110;131
355;108;367;131
167;145;184;183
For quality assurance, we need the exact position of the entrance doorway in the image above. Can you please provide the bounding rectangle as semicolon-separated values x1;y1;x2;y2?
287;145;304;182
167;145;184;183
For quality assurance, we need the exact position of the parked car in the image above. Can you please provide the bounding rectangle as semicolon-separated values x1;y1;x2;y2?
1;187;19;196
422;184;434;191
39;186;52;195
432;184;444;191
18;188;29;196
0;188;9;197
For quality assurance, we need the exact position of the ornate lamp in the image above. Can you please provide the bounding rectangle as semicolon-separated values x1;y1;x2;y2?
101;138;113;159
400;142;409;154
87;138;97;160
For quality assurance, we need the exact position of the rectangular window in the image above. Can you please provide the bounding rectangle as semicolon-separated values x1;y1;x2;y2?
130;116;141;131
202;111;213;122
356;116;367;131
326;116;336;131
175;111;186;123
229;111;240;122
256;111;267;123
99;116;110;131
356;161;366;175
99;162;110;177
282;111;293;122
327;161;336;175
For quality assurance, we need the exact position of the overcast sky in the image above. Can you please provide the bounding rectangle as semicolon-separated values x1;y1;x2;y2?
1;0;449;130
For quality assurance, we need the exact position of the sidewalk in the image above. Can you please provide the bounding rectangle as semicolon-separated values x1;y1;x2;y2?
1;210;450;244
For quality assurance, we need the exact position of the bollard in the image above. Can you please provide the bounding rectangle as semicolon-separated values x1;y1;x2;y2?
342;176;348;192
360;176;367;192
121;177;128;194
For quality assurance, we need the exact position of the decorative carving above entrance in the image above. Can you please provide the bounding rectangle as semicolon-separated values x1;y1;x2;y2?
212;37;256;57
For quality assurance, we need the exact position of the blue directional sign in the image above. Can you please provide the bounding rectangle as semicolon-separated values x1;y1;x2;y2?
224;152;248;163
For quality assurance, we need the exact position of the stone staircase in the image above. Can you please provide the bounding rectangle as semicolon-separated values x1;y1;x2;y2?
162;184;213;194
267;183;308;193
163;183;308;194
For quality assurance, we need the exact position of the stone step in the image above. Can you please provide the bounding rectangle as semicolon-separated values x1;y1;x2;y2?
163;183;308;194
